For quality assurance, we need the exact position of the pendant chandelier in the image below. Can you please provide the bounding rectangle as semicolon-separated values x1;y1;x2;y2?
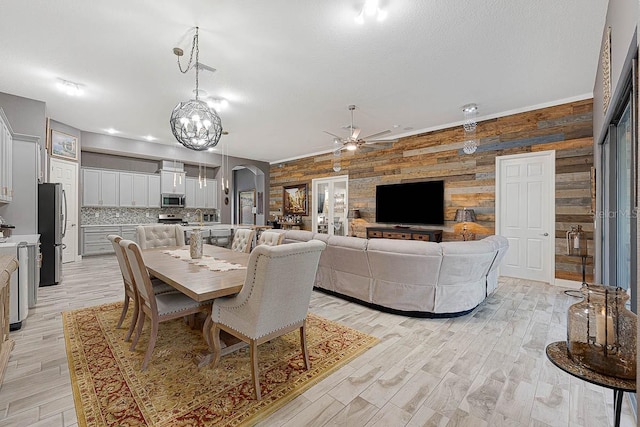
462;103;478;155
170;27;223;151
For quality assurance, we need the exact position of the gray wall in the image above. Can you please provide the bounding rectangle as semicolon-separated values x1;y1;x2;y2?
0;92;46;234
593;0;637;143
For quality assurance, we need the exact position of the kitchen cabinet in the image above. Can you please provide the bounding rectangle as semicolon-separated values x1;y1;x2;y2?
82;226;122;255
205;181;218;209
161;170;185;195
147;175;161;207
82;168;119;207
120;226;138;242
119;172;148;207
185;177;218;209
0;109;13;203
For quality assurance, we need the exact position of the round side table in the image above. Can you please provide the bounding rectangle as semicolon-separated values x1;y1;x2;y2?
545;341;635;427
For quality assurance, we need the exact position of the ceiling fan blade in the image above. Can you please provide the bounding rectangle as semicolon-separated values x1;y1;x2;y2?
323;130;344;140
363;138;398;144
351;127;361;140
361;129;392;140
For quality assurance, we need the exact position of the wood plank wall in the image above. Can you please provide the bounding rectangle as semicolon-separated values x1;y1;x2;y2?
269;99;594;282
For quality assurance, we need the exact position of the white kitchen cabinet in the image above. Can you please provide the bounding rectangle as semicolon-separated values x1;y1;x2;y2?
82;168;119;207
147;175;161;207
205;180;218;209
185;177;217;208
0;109;13;203
185;177;197;208
161;170;185;195
119;172;148;207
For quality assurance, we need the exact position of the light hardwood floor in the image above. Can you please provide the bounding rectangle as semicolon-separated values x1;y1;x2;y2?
0;254;636;427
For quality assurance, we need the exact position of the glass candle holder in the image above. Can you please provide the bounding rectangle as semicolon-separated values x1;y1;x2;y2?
567;284;637;379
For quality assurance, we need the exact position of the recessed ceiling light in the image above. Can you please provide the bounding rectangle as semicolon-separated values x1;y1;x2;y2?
392;124;401;129
144;135;156;141
207;147;217;152
105;128;118;134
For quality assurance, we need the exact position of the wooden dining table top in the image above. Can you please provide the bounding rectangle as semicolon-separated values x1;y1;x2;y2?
142;244;249;302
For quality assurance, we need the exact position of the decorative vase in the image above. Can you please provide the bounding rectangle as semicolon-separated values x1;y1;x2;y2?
567;284;637;379
190;228;203;259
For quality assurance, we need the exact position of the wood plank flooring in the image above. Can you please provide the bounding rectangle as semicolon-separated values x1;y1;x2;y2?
0;254;635;426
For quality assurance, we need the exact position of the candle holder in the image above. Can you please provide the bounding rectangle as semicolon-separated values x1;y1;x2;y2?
567;284;636;379
566;225;587;256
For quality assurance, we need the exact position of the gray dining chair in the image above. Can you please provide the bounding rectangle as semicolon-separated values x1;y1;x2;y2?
107;234;174;341
119;239;212;371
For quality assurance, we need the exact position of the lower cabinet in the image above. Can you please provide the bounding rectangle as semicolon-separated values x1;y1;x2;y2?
82;225;139;256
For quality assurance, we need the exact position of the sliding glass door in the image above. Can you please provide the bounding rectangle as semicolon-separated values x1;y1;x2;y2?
599;90;636;312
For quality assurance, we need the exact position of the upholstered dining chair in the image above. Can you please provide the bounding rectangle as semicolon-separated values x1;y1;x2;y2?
119;239;212;371
107;235;175;341
230;228;255;253
207;239;326;400
136;224;185;249
256;230;285;247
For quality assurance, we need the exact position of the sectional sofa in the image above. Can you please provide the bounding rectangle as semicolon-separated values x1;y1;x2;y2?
272;229;509;318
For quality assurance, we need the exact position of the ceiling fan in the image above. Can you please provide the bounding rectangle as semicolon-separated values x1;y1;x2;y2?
323;105;392;153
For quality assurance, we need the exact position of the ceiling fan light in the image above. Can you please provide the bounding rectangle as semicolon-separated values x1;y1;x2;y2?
354;12;365;25
376;9;388;22
364;0;379;16
346;142;357;151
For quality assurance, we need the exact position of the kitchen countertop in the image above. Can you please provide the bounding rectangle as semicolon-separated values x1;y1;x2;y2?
81;222;224;228
0;234;40;248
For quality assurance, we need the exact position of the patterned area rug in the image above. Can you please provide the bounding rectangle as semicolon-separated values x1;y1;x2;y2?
63;302;379;426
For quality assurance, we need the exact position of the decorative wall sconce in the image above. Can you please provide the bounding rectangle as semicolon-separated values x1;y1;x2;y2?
566;225;587;256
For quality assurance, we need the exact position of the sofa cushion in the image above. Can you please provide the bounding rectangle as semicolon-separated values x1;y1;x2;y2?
283;230;314;244
366;239;443;312
312;233;332;290
435;240;497;313
326;235;372;302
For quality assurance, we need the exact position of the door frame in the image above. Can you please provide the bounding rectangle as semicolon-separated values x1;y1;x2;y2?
495;150;556;285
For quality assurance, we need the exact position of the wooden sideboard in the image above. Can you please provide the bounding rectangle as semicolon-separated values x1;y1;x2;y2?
366;227;443;243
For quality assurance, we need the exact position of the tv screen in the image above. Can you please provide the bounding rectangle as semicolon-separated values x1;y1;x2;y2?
375;181;445;225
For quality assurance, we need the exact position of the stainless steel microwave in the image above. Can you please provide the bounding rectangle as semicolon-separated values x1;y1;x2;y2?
161;194;185;208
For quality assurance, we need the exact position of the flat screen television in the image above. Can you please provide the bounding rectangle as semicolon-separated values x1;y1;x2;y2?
375;180;445;225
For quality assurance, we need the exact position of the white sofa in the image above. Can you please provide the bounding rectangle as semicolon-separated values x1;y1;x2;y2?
272;229;508;317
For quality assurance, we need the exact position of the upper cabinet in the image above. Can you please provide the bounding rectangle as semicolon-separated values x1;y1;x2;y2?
160;170;186;195
185;177;217;209
147;175;161;208
119;172;149;207
0;109;13;203
82;168;119;207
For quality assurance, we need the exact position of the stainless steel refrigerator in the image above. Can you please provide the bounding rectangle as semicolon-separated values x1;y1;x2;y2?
38;183;65;286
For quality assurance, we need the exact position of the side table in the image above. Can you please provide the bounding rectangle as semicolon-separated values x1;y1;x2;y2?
545;341;635;427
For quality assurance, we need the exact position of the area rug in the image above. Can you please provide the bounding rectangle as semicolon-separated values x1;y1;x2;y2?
63;302;379;427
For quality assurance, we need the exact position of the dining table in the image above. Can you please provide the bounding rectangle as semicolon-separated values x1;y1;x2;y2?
141;244;251;366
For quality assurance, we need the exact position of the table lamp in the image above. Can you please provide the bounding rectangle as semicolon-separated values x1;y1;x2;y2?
454;208;476;241
348;208;362;237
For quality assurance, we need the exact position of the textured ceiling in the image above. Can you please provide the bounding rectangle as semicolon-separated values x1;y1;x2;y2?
0;0;607;163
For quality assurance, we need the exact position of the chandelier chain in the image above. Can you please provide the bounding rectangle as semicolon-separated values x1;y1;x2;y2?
177;27;200;100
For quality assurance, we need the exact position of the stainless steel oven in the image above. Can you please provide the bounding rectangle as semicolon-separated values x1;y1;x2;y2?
161;194;185;208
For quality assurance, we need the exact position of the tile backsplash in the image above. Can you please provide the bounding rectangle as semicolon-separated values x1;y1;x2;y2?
81;207;218;225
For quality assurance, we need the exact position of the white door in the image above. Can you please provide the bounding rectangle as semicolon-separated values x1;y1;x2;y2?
50;158;79;263
496;151;555;283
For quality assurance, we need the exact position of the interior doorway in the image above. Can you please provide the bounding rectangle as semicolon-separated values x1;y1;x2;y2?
496;150;555;283
49;158;79;263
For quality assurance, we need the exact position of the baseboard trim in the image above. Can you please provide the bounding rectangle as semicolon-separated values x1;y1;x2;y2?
554;278;582;290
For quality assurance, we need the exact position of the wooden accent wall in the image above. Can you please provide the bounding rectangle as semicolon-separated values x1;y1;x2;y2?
270;99;594;282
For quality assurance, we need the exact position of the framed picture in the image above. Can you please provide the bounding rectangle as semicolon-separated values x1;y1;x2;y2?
283;183;308;216
50;129;78;161
239;190;255;225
